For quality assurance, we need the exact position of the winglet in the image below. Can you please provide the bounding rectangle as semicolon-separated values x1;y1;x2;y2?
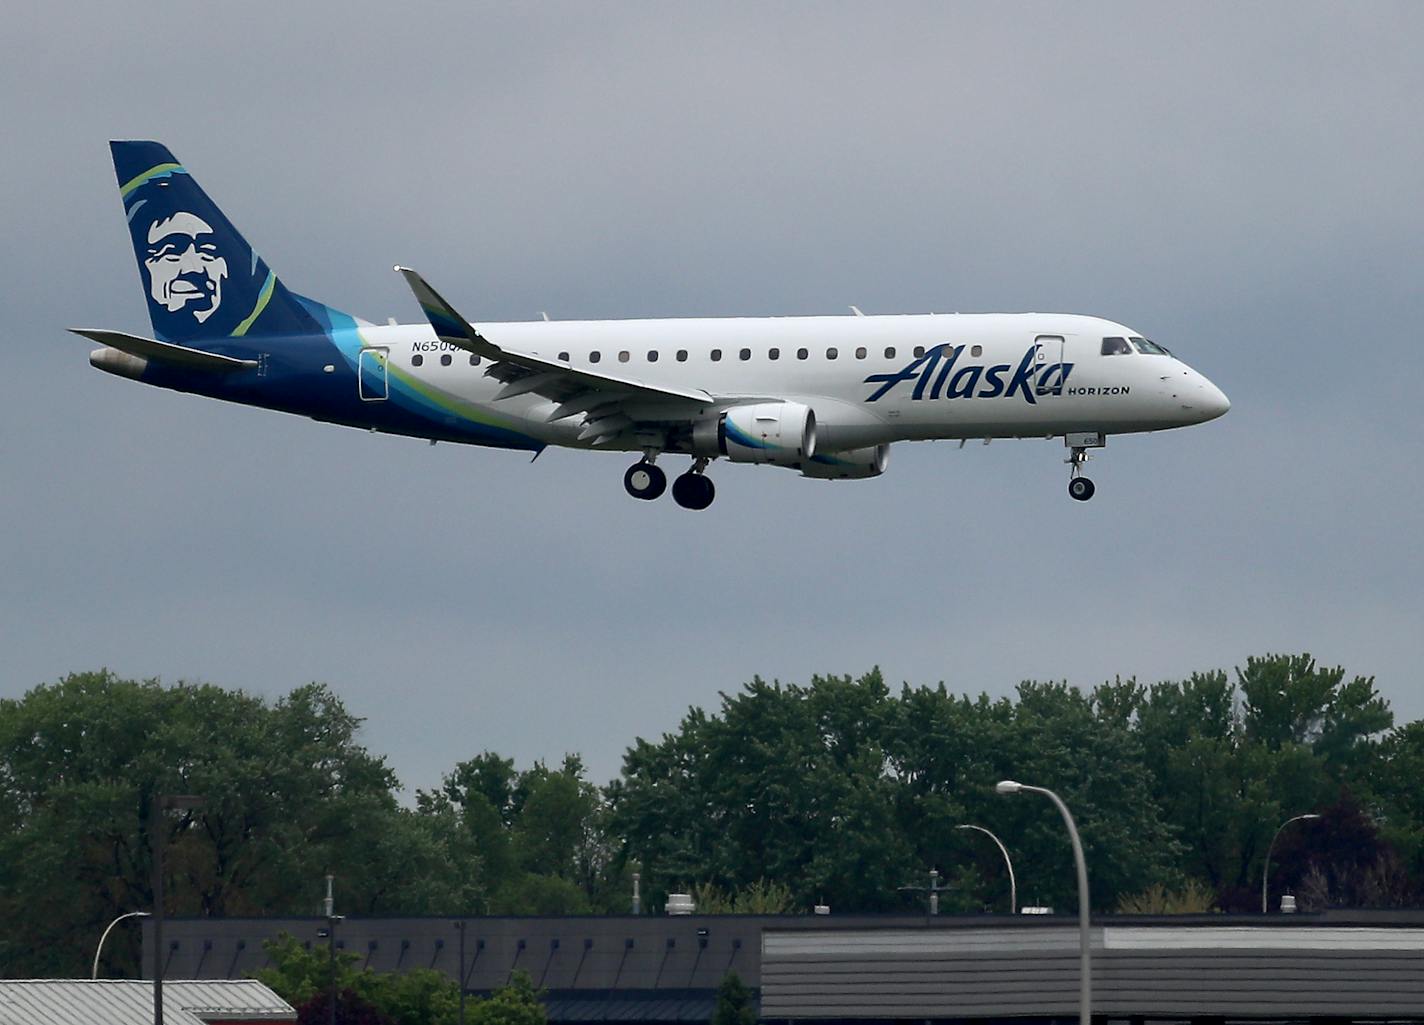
395;266;502;360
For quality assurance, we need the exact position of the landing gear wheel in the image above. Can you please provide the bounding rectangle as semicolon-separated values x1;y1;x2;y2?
672;472;716;510
1068;476;1096;502
624;462;667;501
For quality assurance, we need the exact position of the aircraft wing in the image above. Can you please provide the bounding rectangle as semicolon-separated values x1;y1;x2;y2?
70;328;260;371
397;268;729;442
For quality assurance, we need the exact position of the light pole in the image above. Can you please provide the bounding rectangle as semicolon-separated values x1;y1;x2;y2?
93;911;151;979
997;780;1089;1025
1262;813;1322;914
152;794;205;1025
956;824;1018;914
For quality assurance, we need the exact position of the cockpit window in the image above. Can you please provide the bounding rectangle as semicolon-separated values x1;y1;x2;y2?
1101;336;1132;356
1130;336;1171;355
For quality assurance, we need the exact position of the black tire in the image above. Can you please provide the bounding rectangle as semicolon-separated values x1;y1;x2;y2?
672;472;715;510
1068;476;1096;502
624;462;667;500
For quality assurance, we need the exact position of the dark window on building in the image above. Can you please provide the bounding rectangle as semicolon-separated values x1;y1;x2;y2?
411;353;424;366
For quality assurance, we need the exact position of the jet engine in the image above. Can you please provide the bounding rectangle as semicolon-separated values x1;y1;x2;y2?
692;402;817;466
799;444;890;480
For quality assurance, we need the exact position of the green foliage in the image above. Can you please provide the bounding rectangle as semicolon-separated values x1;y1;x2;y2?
1116;879;1218;914
259;933;537;1025
418;753;612;914
693;879;795;914
710;970;756;1025
2;652;1416;979
468;970;547;1025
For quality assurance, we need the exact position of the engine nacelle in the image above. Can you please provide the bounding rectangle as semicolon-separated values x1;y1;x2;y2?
799;444;890;480
693;402;817;466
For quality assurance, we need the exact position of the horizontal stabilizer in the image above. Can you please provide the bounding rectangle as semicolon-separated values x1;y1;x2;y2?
70;328;258;372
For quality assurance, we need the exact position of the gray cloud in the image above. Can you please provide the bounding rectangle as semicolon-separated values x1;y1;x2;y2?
2;2;1419;790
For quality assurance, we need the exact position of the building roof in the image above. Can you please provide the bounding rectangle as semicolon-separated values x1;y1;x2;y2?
0;980;295;1025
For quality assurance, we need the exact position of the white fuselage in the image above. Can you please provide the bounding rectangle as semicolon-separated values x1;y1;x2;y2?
361;311;1228;454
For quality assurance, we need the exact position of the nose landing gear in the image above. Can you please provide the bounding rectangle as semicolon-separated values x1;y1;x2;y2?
1064;432;1105;502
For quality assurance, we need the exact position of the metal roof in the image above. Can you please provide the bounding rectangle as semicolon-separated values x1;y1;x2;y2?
0;980;295;1025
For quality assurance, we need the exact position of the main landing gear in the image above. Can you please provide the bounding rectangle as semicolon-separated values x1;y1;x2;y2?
1065;432;1105;502
623;456;716;509
623;461;667;501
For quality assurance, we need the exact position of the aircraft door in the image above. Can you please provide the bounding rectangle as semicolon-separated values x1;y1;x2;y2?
358;347;389;401
1034;335;1065;397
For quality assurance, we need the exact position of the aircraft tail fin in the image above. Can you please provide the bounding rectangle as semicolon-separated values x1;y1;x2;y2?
110;141;347;343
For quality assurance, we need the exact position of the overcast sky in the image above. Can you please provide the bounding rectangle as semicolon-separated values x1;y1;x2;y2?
2;2;1420;793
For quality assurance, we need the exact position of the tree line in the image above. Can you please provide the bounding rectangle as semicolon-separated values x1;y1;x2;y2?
2;654;1417;980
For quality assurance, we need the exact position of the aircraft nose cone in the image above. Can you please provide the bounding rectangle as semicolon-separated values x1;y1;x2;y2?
1200;379;1230;420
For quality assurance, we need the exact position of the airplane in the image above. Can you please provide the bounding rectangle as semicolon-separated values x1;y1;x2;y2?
78;141;1229;509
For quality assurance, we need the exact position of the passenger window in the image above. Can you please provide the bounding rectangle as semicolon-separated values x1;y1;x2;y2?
676;350;688;362
769;348;780;360
557;351;569;362
619;351;630;363
884;347;896;359
855;346;867;359
440;353;452;366
411;354;424;367
469;354;481;366
590;351;601;363
971;345;982;357
1101;336;1132;356
711;349;722;361
826;347;838;359
648;350;659;362
913;346;925;358
739;348;751;361
797;348;809;360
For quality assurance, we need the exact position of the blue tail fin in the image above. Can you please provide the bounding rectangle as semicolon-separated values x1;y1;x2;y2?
111;141;342;343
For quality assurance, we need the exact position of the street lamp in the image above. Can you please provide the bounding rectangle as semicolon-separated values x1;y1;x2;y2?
92;911;151;979
1262;813;1322;914
996;780;1090;1025
955;824;1017;914
152;794;205;1025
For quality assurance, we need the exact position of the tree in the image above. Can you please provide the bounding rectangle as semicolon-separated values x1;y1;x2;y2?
0;672;417;977
711;971;756;1025
469;971;547;1025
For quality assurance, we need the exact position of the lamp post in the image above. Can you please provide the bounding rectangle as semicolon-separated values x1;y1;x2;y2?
93;911;151;979
955;824;1017;914
152;794;204;1025
997;780;1089;1025
1262;813;1322;914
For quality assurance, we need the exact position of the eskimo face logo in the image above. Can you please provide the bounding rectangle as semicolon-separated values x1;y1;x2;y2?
143;212;227;323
